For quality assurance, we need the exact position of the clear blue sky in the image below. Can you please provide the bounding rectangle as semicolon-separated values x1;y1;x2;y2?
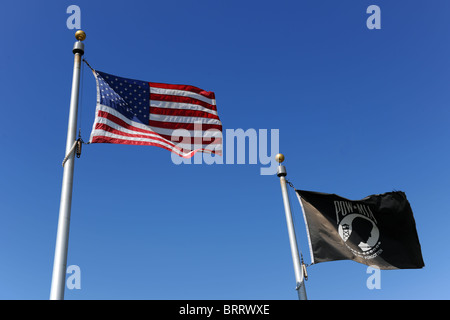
1;0;449;300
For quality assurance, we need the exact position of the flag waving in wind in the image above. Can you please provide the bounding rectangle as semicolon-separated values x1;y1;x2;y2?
89;70;223;158
296;190;424;270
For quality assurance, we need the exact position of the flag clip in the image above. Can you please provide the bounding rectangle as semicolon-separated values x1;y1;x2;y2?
62;138;85;167
76;138;83;158
302;263;308;281
285;179;295;189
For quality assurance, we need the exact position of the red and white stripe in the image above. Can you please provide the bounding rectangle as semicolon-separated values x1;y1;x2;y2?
89;76;222;158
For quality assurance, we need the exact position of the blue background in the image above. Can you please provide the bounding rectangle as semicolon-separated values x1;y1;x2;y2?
0;0;449;299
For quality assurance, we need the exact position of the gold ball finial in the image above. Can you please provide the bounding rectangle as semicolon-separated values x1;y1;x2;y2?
275;153;285;163
75;30;86;41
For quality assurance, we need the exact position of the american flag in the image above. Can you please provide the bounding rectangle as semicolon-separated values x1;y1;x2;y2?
89;70;222;158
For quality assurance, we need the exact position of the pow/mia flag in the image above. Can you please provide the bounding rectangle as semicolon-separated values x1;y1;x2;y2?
296;190;424;270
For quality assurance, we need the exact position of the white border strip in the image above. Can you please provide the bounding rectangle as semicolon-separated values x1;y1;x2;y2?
295;192;315;265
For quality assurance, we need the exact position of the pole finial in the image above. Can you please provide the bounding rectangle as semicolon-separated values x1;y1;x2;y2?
275;153;285;164
75;30;86;41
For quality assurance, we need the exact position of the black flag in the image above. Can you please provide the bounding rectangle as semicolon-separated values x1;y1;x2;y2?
296;190;424;270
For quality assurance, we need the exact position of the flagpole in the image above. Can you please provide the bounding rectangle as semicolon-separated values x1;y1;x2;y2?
276;153;307;300
50;30;86;300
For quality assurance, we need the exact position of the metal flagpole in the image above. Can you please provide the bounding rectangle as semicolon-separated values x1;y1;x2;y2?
50;30;86;300
276;153;307;300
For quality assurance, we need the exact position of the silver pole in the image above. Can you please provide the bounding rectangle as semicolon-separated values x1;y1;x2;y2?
276;154;307;300
50;30;86;300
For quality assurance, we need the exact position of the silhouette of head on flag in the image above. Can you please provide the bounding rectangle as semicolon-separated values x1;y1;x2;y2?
346;217;374;251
